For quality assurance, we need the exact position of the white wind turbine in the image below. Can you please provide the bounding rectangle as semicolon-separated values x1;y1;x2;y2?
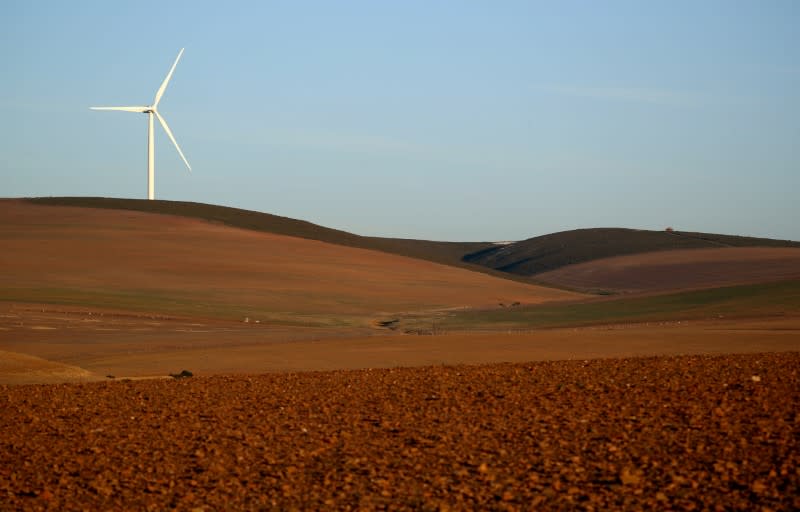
91;48;191;200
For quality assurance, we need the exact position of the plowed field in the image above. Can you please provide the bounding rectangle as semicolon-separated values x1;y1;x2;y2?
2;201;799;510
2;353;798;510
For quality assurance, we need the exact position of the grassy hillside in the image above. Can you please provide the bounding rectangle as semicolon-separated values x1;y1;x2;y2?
464;228;800;277
394;279;800;332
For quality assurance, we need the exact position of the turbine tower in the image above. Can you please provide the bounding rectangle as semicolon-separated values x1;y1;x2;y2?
91;48;191;200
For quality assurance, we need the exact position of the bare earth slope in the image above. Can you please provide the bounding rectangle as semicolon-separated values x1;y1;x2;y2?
3;201;800;384
25;197;497;276
0;200;575;328
535;247;800;294
2;353;797;511
28;198;800;285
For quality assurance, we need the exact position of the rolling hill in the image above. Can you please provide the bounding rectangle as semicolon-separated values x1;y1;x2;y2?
534;247;800;294
3;198;799;383
463;227;800;277
1;200;577;327
27;199;800;286
24;197;498;276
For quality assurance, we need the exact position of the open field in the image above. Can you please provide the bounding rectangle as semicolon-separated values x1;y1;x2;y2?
2;200;799;385
535;247;800;294
394;280;800;333
0;200;574;329
2;353;798;510
2;299;798;384
27;198;800;280
24;197;499;277
2;199;799;510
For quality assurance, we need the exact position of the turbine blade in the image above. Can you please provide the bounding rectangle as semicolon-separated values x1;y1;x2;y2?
90;106;149;112
155;111;191;172
153;48;184;107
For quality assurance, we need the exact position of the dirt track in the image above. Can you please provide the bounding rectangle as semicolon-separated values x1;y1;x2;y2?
2;353;798;511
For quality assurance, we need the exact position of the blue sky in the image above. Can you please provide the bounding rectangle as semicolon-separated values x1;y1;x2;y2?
2;1;798;241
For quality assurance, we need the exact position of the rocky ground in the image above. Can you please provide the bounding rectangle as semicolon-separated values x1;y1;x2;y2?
2;352;798;511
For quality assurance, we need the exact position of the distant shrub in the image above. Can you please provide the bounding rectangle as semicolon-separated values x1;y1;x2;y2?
170;370;194;379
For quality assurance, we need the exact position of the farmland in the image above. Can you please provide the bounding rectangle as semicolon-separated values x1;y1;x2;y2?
2;198;798;510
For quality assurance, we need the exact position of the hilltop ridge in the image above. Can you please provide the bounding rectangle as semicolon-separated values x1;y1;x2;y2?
24;198;800;282
463;227;800;277
25;197;496;275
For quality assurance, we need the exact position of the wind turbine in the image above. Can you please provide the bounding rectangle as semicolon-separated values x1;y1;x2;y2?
91;48;191;200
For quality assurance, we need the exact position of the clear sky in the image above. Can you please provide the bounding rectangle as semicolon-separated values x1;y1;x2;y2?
2;1;798;241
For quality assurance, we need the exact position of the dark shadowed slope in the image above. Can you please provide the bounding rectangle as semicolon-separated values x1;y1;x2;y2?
463;227;800;277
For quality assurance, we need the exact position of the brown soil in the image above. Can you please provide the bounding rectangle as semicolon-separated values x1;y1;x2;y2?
2;201;799;509
535;247;800;293
0;200;576;325
3;300;799;383
2;353;797;510
3;202;798;386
